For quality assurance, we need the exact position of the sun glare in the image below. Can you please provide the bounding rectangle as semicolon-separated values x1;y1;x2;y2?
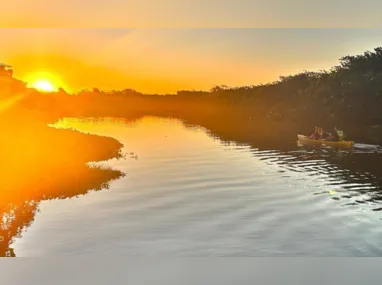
25;71;64;93
32;80;57;92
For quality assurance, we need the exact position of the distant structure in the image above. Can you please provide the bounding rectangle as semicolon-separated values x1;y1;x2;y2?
0;63;13;77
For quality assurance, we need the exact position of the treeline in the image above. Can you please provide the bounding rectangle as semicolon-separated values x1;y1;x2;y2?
174;47;382;128
4;47;382;143
67;47;382;130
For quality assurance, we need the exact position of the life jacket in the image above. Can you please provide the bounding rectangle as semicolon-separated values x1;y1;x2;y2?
336;129;344;140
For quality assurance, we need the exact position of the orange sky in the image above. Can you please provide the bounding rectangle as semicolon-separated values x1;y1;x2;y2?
1;29;382;94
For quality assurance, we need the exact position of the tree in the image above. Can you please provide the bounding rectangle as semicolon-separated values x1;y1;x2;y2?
0;63;13;77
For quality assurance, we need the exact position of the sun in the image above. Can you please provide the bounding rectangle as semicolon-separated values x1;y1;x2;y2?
32;80;57;92
25;71;65;93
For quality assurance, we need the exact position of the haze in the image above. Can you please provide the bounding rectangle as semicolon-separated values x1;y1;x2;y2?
1;28;382;93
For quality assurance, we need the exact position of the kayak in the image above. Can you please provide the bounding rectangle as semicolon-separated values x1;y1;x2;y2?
297;134;354;148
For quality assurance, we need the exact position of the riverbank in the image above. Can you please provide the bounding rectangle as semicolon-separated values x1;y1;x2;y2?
43;47;382;144
38;90;382;145
28;90;382;183
1;45;382;255
0;91;126;256
7;115;382;257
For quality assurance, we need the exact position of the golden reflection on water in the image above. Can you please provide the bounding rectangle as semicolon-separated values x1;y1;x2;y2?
53;116;214;156
3;116;382;257
0;114;125;257
0;116;209;256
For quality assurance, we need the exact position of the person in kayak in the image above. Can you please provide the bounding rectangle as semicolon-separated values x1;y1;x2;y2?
325;127;343;141
321;127;344;141
309;127;321;140
321;129;333;140
336;128;344;141
316;127;328;139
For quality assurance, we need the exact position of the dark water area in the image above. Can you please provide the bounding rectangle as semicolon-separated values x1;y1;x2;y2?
1;116;380;257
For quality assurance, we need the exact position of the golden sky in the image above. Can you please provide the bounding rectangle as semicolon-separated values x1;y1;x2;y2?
1;29;382;94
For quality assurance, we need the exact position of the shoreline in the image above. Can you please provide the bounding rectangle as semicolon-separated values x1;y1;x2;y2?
2;44;382;255
0;97;126;257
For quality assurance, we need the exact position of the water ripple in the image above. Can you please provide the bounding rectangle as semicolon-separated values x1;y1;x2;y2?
10;116;382;257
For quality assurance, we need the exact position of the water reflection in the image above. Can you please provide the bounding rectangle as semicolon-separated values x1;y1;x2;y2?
0;166;123;257
4;116;382;256
246;147;382;212
186;120;382;211
55;116;382;214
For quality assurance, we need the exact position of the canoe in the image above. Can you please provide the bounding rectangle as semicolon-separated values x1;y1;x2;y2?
297;134;354;148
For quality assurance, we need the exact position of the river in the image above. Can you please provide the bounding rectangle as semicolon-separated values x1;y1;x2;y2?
10;116;382;256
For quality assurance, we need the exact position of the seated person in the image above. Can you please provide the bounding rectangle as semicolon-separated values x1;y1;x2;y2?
309;127;321;140
322;128;344;141
322;129;333;140
326;127;343;141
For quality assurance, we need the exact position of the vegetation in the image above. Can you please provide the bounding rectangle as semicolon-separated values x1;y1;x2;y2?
0;77;125;256
0;63;13;77
18;47;382;144
1;46;382;256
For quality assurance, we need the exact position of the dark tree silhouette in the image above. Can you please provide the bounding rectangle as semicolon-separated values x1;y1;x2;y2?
0;63;13;77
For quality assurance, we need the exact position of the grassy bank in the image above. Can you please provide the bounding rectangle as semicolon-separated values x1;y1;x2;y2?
0;89;126;256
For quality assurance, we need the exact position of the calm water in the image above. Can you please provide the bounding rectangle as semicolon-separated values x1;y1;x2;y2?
10;116;382;256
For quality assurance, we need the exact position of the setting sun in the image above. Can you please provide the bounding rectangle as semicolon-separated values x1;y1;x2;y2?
24;71;64;93
32;80;56;92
